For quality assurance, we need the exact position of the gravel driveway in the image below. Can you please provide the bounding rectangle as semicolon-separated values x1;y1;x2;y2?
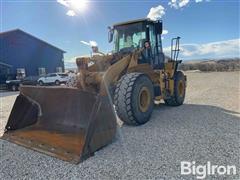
0;71;239;179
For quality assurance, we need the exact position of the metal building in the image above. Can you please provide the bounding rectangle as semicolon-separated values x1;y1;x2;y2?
0;29;65;82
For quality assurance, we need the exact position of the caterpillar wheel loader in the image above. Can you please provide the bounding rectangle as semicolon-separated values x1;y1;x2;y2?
1;18;186;164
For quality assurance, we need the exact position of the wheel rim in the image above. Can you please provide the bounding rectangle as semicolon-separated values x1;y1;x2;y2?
56;81;59;85
138;86;151;112
178;80;185;97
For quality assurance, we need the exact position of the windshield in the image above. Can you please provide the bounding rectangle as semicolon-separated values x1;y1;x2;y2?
114;22;146;52
58;73;68;77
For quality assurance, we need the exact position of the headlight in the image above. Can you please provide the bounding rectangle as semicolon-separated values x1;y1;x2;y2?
6;80;10;83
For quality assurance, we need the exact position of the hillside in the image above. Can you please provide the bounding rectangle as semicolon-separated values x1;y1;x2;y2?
179;58;240;72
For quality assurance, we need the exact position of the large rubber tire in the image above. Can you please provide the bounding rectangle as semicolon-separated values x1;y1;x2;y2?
164;71;186;106
114;73;154;125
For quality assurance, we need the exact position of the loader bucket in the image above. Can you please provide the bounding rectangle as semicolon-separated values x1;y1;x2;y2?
1;86;117;164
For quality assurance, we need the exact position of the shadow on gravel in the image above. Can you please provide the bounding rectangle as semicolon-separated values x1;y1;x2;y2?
153;103;239;123
150;103;240;137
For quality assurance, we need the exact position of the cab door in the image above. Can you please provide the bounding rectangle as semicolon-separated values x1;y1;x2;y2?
43;74;51;83
48;73;57;83
148;23;164;69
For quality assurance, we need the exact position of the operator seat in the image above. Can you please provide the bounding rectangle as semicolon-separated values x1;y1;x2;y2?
138;39;152;64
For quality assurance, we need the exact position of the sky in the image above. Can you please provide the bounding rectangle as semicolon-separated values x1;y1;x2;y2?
1;0;239;68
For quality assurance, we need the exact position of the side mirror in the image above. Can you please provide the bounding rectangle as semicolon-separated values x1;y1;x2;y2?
108;26;113;43
155;21;162;35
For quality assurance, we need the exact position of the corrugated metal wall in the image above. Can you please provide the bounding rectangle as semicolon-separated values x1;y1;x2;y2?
0;30;64;76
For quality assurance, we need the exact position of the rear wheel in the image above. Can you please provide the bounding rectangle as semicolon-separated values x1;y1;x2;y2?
164;71;186;106
114;73;154;125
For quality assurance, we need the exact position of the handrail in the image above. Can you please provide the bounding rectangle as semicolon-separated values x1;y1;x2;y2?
171;37;180;61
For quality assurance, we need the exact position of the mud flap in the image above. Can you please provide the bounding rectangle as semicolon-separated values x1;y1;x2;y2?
1;86;117;164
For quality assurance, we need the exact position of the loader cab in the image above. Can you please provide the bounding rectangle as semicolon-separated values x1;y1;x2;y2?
109;18;164;69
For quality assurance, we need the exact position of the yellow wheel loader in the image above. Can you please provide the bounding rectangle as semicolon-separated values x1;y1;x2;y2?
1;18;186;164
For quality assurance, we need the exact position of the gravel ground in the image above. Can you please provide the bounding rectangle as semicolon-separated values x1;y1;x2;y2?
0;71;239;179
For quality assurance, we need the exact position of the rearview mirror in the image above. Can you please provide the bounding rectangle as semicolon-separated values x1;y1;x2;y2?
108;26;113;43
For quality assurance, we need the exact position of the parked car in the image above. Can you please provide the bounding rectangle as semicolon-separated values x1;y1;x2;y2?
6;79;21;91
6;76;39;91
38;73;69;86
21;76;40;86
0;74;14;85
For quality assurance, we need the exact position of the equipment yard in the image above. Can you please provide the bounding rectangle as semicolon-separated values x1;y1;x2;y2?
0;71;239;179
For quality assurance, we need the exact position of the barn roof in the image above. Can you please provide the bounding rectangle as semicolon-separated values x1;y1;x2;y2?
0;29;66;53
0;61;12;68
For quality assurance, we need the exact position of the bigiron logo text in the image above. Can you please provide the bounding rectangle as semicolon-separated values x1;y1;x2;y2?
181;161;237;179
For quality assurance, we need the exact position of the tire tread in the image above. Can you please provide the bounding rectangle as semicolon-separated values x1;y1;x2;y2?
114;72;143;125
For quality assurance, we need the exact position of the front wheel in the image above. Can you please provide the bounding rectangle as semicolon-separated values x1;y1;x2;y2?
11;85;17;91
38;81;44;86
164;71;186;106
55;80;60;85
114;73;154;125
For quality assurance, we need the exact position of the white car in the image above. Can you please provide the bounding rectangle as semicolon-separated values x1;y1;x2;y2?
38;73;69;86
